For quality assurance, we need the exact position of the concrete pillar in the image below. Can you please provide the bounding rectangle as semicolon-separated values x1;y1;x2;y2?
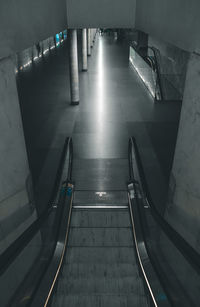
82;29;87;71
94;29;97;41
87;29;91;56
93;29;95;43
165;52;200;253
92;29;95;43
69;29;79;105
91;29;95;45
91;29;93;48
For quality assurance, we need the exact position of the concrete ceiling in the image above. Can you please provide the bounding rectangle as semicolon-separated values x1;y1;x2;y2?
0;0;200;58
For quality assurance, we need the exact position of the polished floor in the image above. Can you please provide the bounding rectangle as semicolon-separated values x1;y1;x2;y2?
17;33;181;215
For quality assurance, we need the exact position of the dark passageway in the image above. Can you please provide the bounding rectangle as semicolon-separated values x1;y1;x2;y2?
17;33;181;215
1;29;200;307
1;0;200;304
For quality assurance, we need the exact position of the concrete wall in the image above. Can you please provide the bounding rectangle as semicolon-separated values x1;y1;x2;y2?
0;57;37;254
0;0;200;57
0;0;136;59
135;0;200;53
66;0;136;28
15;36;57;72
0;0;67;59
0;232;42;307
166;52;200;253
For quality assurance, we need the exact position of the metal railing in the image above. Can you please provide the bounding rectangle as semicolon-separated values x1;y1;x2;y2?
138;46;164;101
128;137;200;306
0;137;73;306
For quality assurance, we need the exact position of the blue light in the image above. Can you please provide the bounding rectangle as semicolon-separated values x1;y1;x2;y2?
157;293;167;301
63;30;67;39
55;34;60;45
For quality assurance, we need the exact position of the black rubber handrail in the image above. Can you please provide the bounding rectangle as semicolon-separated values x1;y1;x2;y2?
145;47;164;101
145;56;156;71
145;55;161;101
128;137;200;275
30;181;74;307
0;137;73;276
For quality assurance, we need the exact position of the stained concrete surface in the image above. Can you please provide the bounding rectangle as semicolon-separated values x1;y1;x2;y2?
166;52;200;253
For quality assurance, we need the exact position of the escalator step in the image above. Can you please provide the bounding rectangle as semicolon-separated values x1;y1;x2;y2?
70;209;131;227
51;206;147;307
65;247;136;263
60;263;139;278
56;276;144;295
51;294;148;307
68;227;134;247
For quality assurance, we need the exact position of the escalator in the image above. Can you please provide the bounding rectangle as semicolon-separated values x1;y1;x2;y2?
138;46;182;102
140;46;163;102
1;137;200;306
130;44;163;102
51;191;148;307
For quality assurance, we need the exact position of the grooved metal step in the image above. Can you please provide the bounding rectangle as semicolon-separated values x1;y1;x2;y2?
51;294;148;307
73;191;128;205
51;207;148;307
73;205;128;209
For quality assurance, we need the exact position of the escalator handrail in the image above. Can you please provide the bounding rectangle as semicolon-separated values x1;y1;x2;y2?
145;55;161;101
145;55;155;71
128;136;200;275
147;46;164;100
0;137;73;276
136;45;164;101
145;46;164;101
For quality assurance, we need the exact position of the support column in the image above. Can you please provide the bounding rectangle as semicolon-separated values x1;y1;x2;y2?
93;29;96;42
92;29;95;43
165;52;200;252
87;29;91;56
69;29;79;105
82;29;87;71
90;29;93;48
